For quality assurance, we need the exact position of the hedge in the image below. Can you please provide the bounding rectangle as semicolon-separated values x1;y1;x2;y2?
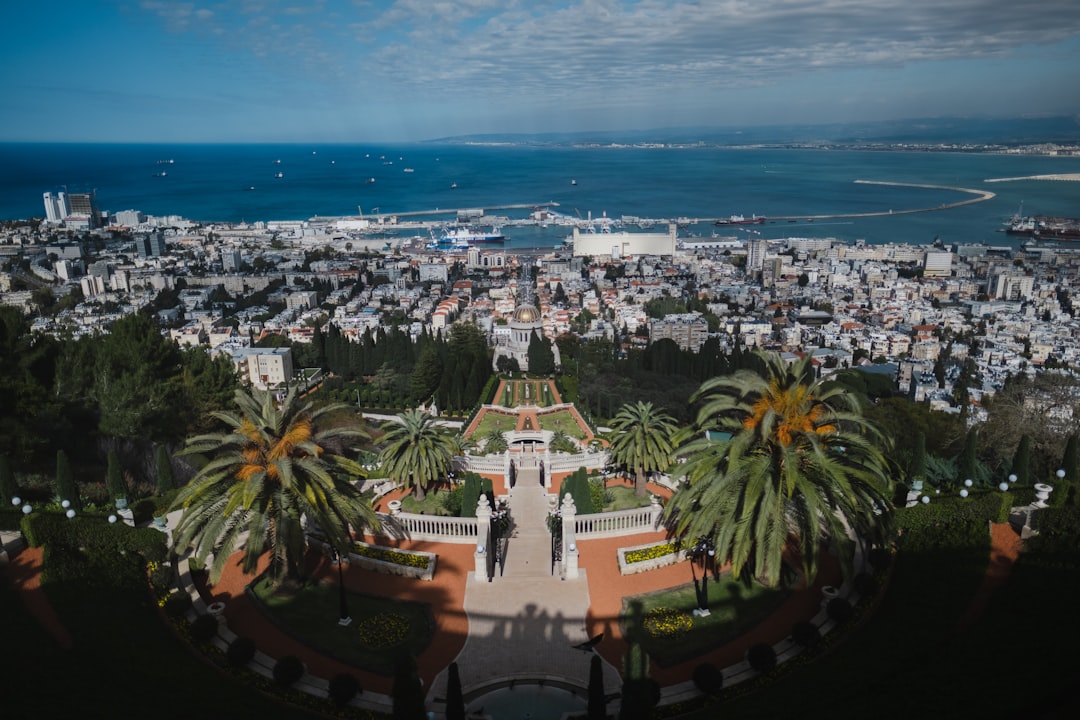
895;490;1013;533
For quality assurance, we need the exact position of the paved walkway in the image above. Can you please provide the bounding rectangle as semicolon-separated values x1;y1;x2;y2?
427;484;623;703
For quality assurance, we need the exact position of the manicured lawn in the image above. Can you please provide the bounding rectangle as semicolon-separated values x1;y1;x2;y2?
470;410;518;438
250;575;435;674
602;484;654;511
500;379;555;408
400;485;458;515
622;575;794;667
537;409;587;439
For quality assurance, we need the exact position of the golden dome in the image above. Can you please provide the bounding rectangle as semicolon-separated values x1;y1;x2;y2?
512;304;540;323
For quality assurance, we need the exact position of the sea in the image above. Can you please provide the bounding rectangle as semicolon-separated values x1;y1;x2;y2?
2;142;1079;249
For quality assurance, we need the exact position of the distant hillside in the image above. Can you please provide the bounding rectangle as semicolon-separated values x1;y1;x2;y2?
428;116;1080;147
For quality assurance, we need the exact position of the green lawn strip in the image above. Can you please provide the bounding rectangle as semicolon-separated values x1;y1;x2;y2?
537;409;587;439
400;486;455;515
470;411;518;439
250;575;434;675
623;576;794;667
602;485;653;511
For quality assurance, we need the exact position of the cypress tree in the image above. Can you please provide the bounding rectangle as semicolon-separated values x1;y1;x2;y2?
958;428;978;486
910;431;927;484
55;449;78;505
587;654;606;720
106;449;126;503
156;445;175;493
1061;434;1078;505
1010;434;1032;485
0;453;16;505
461;473;482;518
445;662;465;720
391;655;426;720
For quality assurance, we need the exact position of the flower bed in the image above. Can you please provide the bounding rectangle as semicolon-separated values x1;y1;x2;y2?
618;539;686;575
309;537;437;581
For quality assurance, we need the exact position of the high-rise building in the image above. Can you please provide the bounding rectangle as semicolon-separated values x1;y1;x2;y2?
64;191;99;228
747;238;769;274
135;233;167;258
221;248;243;272
43;192;69;223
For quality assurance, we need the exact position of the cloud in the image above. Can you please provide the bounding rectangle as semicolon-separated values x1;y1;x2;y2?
135;1;1080;116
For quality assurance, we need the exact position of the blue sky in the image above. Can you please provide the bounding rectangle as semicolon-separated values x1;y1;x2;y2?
1;1;1079;143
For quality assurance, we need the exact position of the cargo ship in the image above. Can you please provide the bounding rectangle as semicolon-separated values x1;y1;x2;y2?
1003;215;1080;240
426;226;506;250
715;214;766;226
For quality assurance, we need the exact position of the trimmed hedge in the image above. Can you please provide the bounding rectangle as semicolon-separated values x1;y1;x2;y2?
226;636;256;667
746;643;777;673
791;621;821;648
328;673;362;706
692;663;724;696
896;490;1013;533
272;655;305;687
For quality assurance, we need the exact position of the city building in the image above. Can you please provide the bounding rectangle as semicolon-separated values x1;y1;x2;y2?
649;312;709;351
230;347;294;389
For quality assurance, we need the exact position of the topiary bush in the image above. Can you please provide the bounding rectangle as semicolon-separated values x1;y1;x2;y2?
226;636;256;667
853;571;876;598
746;643;777;673
691;663;724;696
328;673;362;706
189;614;219;644
791;620;822;648
163;593;193;619
826;597;853;624
273;655;305;687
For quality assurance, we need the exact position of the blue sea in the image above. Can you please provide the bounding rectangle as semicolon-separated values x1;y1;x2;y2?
2;142;1078;248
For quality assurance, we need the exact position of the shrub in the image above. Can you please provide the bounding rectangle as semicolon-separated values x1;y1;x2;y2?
163;593;193;618
441;485;463;516
460;473;481;518
272;655;305;687
791;620;821;648
867;546;892;571
226;636;256;667
691;663;724;696
189;614;219;644
853;572;876;598
328;673;362;706
746;643;776;673
826;597;853;624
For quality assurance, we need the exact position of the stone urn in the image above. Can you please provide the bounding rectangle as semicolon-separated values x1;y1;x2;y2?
387;499;402;516
1034;483;1054;506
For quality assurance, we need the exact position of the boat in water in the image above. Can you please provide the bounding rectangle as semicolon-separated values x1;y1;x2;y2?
426;226;506;250
715;214;766;226
1003;214;1080;240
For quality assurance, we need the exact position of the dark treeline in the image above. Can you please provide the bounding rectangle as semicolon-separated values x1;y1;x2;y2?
320;321;493;414
0;306;238;478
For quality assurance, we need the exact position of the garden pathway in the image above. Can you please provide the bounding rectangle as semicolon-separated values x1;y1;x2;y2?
3;545;73;649
956;521;1023;631
426;483;623;704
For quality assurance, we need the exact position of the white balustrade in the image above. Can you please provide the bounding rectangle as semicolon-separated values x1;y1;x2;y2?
574;505;662;539
375;511;479;544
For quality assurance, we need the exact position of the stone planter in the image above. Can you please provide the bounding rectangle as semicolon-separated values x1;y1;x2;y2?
617;540;686;575
387;499;402;516
1034;483;1054;506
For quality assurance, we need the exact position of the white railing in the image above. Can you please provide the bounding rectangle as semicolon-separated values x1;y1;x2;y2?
378;511;479;544
459;454;507;474
548;452;608;474
574;503;662;539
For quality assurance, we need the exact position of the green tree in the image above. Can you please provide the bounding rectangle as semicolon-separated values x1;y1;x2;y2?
527;331;556;376
910;431;927;484
607;401;678;497
588;654;606;720
106;449;125;503
958;428;979;486
1010;434;1032;485
93;313;185;441
483;429;508;455
0;453;17;505
156;445;175;493
665;350;894;587
409;343;442;403
171;387;381;588
55;449;78;505
391;654;426;720
445;662;465;720
549;430;578;454
377;409;453;501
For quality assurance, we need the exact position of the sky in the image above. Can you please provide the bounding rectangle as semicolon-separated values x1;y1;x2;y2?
1;0;1079;143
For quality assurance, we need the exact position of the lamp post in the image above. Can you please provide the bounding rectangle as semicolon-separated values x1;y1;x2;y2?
333;549;352;626
689;536;714;617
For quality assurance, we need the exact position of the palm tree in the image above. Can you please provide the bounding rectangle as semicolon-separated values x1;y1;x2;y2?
378;408;454;501
482;428;509;455
171;387;381;588
665;350;894;588
549;429;579;454
607;401;678;497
